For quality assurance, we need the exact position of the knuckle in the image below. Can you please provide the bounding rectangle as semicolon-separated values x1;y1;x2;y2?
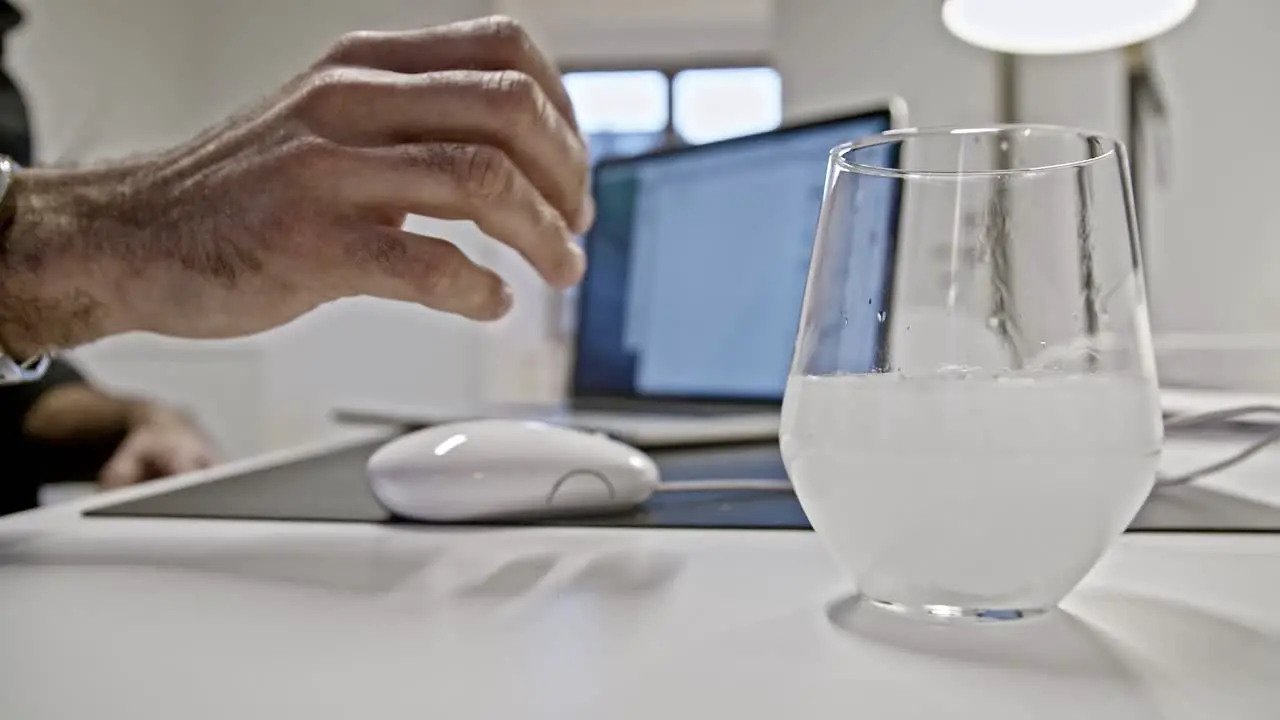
480;15;532;56
480;70;542;120
456;145;513;202
293;67;360;122
322;30;376;66
278;135;344;177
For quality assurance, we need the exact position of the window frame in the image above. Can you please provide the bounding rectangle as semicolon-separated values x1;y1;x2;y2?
559;57;777;149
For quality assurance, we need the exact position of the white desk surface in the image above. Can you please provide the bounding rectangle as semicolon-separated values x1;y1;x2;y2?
4;428;1280;719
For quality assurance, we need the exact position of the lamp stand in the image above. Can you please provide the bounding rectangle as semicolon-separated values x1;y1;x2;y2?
1124;42;1170;287
991;52;1105;368
987;53;1024;365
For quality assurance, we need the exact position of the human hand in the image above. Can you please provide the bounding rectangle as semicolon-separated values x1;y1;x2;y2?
0;15;591;357
98;406;217;489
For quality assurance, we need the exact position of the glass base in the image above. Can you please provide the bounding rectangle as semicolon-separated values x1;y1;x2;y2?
827;593;1055;635
865;596;1050;623
824;593;1153;677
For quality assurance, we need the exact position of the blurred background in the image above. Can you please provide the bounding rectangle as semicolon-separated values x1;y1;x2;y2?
9;0;1276;461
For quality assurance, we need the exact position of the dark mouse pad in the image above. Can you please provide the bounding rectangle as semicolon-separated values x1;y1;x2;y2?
84;437;1280;532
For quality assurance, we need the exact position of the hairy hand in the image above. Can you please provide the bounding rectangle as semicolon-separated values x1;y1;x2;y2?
98;406;217;489
0;15;591;355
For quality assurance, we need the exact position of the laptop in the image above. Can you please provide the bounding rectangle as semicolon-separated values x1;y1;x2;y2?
336;101;908;447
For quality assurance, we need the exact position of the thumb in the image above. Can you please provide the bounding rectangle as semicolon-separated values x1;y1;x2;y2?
99;444;147;489
152;447;214;477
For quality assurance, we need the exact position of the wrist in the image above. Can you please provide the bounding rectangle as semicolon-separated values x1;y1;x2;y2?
125;399;162;430
0;167;140;356
128;399;175;426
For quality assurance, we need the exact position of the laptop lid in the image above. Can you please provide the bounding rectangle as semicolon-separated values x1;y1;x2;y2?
571;101;907;406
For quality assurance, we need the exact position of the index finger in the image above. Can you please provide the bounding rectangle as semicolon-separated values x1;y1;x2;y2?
325;15;580;133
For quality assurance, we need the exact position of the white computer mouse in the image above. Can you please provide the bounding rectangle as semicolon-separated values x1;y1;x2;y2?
366;419;661;522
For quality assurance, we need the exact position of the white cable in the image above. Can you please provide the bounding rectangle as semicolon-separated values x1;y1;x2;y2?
1156;426;1280;487
643;404;1280;495
1157;404;1280;488
1164;404;1280;428
1141;333;1280;486
1152;333;1280;352
655;479;794;494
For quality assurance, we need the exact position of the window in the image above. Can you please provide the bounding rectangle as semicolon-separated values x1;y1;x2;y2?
672;67;782;145
557;65;783;338
563;65;783;164
562;70;669;166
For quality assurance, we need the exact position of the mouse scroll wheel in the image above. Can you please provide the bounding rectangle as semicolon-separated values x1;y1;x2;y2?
546;470;618;506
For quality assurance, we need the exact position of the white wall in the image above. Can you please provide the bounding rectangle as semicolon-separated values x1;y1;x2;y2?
1013;4;1280;390
500;0;771;62
1142;2;1280;389
9;0;203;163
188;0;489;124
775;0;998;126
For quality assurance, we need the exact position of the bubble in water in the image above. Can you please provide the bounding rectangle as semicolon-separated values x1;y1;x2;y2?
987;316;1000;329
999;373;1040;387
937;364;978;379
877;311;887;323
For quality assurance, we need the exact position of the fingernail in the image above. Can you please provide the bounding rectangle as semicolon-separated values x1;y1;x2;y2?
565;243;586;285
496;283;514;316
576;196;595;233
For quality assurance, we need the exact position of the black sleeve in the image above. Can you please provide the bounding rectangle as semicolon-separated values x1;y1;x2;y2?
0;357;88;516
0;357;85;442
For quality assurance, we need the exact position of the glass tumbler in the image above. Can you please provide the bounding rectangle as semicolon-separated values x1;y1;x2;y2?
780;125;1163;621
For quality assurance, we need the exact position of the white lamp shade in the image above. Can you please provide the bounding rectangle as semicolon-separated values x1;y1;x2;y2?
942;0;1196;54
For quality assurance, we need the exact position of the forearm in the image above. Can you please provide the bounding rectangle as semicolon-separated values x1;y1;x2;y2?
18;383;146;486
21;381;148;443
0;167;145;358
15;367;214;487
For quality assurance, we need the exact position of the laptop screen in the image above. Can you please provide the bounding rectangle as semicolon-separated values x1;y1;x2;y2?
572;109;900;403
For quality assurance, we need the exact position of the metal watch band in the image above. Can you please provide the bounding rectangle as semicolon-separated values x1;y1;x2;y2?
0;154;52;385
0;352;50;384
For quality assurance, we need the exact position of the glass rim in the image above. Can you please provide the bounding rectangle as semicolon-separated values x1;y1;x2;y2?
830;123;1121;179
